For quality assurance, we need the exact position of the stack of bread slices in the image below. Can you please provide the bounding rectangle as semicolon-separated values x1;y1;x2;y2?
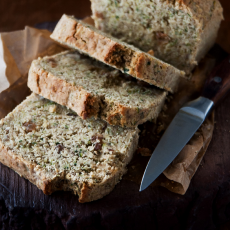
0;0;223;203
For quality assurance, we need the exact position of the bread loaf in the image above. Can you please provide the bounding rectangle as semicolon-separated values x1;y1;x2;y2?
91;0;223;74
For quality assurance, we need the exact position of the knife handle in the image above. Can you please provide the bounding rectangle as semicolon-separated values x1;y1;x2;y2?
202;55;230;105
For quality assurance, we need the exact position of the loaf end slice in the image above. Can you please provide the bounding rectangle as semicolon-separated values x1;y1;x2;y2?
0;93;139;202
91;0;223;74
50;14;185;93
28;51;167;128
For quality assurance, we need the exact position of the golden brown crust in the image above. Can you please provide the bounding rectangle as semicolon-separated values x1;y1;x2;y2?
106;105;128;127
104;43;130;68
78;169;125;203
79;183;91;203
0;141;131;203
28;63;100;120
134;54;160;86
72;130;138;202
0;140;125;202
51;14;185;93
0;143;53;195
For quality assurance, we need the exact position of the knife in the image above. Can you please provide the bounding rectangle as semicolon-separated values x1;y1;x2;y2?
140;55;230;192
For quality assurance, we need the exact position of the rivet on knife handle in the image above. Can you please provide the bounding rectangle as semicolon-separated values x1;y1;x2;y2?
202;55;230;105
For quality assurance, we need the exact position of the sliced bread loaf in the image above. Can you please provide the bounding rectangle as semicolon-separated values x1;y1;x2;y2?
91;0;223;74
0;93;139;203
28;51;167;128
50;14;185;93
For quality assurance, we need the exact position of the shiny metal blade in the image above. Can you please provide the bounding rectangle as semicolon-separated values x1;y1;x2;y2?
140;97;214;192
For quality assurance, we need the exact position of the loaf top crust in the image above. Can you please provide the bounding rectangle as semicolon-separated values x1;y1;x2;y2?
0;94;139;191
176;0;223;27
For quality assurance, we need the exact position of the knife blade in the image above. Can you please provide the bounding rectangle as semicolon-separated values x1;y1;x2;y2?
140;55;230;192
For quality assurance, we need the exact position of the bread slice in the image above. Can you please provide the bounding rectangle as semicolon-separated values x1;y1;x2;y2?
28;50;167;128
91;0;223;74
0;93;139;203
50;14;185;93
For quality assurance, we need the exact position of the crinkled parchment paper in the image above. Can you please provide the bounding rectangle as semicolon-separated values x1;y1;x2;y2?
0;26;216;195
0;27;65;118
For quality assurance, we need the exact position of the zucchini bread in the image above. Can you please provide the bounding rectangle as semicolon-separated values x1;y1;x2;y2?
0;93;139;203
50;14;185;93
91;0;223;74
28;51;167;128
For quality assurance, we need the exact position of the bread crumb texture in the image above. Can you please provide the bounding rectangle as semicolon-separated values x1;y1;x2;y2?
28;51;167;127
0;94;139;202
51;15;185;92
91;0;223;74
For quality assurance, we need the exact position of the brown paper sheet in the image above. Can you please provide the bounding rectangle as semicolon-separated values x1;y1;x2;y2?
0;26;65;94
161;113;214;194
0;26;215;195
0;26;66;118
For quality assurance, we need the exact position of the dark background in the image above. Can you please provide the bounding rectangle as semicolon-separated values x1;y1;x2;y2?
0;0;91;32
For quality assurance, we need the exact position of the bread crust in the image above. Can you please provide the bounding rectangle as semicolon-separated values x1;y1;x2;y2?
78;130;138;203
28;63;100;120
28;52;167;128
78;170;123;203
0;143;54;195
177;0;223;28
0;139;137;203
51;14;185;93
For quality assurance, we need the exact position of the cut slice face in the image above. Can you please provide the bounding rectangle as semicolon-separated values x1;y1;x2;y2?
50;14;185;93
90;0;223;74
28;51;167;128
0;93;139;203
